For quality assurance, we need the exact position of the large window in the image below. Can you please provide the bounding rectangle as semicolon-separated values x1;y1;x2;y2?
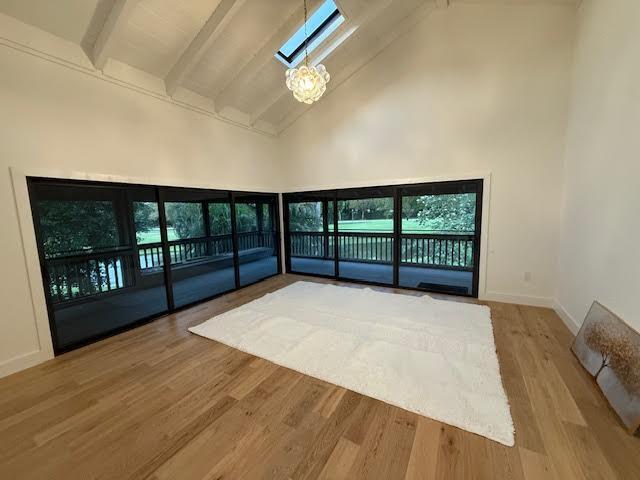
28;179;281;353
283;180;483;297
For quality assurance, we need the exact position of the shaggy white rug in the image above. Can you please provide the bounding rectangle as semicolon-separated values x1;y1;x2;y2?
189;281;514;446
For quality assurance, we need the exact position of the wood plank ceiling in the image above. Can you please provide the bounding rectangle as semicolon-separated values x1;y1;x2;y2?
0;0;580;135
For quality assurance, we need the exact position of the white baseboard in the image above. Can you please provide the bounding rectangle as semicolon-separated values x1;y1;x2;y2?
481;291;554;308
552;300;581;335
0;349;53;379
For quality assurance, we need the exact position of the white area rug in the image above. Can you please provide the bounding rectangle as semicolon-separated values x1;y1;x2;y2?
189;281;514;446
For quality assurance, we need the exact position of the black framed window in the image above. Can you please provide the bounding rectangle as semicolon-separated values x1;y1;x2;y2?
234;193;281;287
160;188;237;309
284;191;336;277
283;179;483;297
275;0;344;67
27;178;281;354
336;188;395;285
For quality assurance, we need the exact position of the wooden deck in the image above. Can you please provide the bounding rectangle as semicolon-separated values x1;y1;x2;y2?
0;274;638;479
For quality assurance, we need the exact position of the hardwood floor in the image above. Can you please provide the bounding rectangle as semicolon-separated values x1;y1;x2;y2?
0;274;638;479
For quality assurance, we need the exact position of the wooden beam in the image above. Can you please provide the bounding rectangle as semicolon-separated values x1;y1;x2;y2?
165;0;245;97
92;0;139;70
214;0;323;109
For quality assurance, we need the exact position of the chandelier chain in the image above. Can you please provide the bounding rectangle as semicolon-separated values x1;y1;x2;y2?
303;0;309;66
284;0;331;104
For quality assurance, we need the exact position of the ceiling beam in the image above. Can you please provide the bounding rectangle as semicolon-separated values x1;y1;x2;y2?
165;0;246;97
92;0;139;70
213;0;324;109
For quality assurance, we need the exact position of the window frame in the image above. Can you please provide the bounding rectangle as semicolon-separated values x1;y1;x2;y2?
276;5;342;66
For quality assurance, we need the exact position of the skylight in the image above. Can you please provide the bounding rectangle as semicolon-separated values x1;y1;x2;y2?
276;0;345;68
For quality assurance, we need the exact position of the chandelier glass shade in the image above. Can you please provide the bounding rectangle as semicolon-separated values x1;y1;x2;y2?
285;64;330;104
285;0;331;104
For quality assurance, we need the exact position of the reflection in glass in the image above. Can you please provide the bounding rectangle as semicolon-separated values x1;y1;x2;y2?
33;188;167;351
165;200;235;308
237;199;279;286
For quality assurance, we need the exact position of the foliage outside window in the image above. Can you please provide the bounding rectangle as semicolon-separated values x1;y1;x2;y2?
38;200;121;257
164;202;205;239
289;202;323;232
209;203;232;236
337;198;394;233
402;194;476;234
235;203;258;233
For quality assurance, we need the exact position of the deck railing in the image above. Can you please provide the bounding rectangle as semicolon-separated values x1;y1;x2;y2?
400;234;474;270
46;249;134;303
137;231;272;269
46;231;274;304
289;231;474;271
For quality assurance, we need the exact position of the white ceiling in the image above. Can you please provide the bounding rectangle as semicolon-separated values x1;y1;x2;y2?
0;0;580;134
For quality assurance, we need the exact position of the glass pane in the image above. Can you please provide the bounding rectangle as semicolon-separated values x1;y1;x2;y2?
209;202;232;235
164;202;205;239
337;198;394;284
401;193;476;234
235;203;258;233
38;200;121;256
289;202;323;232
288;200;335;276
31;184;168;351
237;197;279;286
277;0;344;67
165;200;234;308
134;201;161;245
399;192;477;295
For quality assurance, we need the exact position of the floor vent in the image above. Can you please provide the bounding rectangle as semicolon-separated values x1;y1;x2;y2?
417;282;469;295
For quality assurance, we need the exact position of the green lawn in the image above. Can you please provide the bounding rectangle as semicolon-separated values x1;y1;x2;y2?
136;227;179;244
331;218;437;233
137;218;468;243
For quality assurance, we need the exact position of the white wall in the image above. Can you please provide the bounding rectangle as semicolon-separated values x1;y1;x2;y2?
280;3;577;305
0;45;281;376
556;0;640;332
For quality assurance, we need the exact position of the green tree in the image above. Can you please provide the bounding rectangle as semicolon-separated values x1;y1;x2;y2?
165;203;205;239
235;203;258;233
38;200;120;257
289;202;322;231
133;202;159;243
416;194;476;233
209;203;231;235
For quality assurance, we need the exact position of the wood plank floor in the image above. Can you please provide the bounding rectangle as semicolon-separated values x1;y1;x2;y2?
0;274;638;479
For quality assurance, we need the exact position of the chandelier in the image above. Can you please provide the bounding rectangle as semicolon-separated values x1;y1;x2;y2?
285;0;331;104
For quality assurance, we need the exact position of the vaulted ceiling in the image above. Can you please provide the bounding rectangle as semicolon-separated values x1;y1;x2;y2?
0;0;580;135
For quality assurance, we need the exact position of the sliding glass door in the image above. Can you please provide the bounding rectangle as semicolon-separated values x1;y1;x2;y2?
398;181;482;296
28;181;169;351
28;178;281;353
160;188;236;308
336;188;395;285
234;193;281;286
285;191;336;277
283;179;483;297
